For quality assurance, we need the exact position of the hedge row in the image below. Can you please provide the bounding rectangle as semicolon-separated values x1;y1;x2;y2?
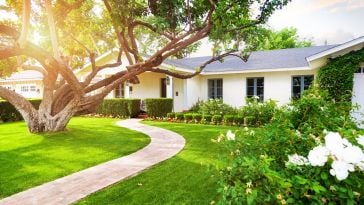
96;99;141;118
145;98;173;118
166;112;247;126
0;99;41;122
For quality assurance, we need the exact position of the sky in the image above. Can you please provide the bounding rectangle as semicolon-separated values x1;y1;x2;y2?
194;0;364;56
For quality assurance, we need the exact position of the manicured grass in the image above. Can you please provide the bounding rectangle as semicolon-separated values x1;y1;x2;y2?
78;121;235;205
0;117;150;198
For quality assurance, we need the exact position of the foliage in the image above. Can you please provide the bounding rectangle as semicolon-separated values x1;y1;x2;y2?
223;114;235;125
189;99;204;112
0;99;41;122
0;117;149;198
212;114;222;124
243;27;312;52
183;113;193;122
240;98;278;127
192;113;202;123
317;48;364;101
234;115;245;126
217;88;364;204
202;114;212;123
199;99;237;116
276;87;356;136
96;99;140;118
166;112;175;119
175;112;184;121
145;98;173;118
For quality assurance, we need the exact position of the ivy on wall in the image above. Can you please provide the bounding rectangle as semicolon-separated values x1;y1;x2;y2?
317;48;364;101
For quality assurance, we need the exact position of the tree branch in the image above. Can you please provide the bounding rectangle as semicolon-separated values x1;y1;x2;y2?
17;0;31;48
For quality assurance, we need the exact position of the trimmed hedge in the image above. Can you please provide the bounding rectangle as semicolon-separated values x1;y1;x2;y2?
166;112;175;119
0;99;41;122
183;113;193;122
192;113;202;122
96;99;140;118
145;98;173;118
175;112;184;121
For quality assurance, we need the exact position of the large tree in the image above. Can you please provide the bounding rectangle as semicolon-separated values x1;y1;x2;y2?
0;0;289;133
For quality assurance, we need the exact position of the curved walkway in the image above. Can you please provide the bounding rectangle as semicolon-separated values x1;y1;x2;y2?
0;119;185;205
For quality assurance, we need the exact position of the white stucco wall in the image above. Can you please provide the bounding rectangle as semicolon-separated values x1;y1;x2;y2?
195;69;317;109
129;72;166;99
173;78;186;112
352;73;364;128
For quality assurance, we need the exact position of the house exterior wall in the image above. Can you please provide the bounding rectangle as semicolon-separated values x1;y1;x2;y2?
129;72;166;99
0;80;43;99
194;69;317;109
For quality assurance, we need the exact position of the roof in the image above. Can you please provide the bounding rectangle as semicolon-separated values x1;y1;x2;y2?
0;70;43;81
164;45;337;73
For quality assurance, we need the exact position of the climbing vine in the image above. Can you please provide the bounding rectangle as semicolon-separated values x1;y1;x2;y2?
317;48;364;101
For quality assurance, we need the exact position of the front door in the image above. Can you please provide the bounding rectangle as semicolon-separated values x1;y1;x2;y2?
161;78;167;98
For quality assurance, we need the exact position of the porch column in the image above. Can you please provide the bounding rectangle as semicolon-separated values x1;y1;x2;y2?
166;76;173;98
124;82;130;98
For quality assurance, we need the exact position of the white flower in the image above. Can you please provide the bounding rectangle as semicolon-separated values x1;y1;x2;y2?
342;146;364;164
357;136;364;147
226;130;235;141
287;154;309;166
329;160;351;181
308;145;329;166
325;132;345;159
253;95;259;100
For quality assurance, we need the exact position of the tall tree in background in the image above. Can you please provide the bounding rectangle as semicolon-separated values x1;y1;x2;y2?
0;0;290;133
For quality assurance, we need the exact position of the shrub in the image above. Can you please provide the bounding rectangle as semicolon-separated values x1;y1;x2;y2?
240;98;277;127
0;99;41;122
96;99;140;118
199;99;237;116
216;88;363;204
234;115;244;126
175;112;184;121
211;114;222;124
202;114;212;123
223;114;234;125
166;112;175;119
192;113;202;123
183;113;193;122
189;100;204;112
145;98;173;118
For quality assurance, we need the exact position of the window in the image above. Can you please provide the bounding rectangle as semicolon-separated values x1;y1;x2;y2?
246;77;264;101
208;79;223;99
161;78;167;98
20;86;29;92
292;75;314;99
114;83;124;98
355;64;364;73
30;85;36;92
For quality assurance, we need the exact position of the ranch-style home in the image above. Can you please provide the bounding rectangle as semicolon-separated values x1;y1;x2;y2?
1;36;364;119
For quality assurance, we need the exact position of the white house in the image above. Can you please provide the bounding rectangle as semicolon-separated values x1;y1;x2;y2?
1;36;364;120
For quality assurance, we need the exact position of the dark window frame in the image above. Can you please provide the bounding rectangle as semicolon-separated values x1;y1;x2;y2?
114;83;125;98
246;77;264;101
291;75;314;99
208;78;223;99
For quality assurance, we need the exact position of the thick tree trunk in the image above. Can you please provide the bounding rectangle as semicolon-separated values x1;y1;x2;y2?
26;111;74;133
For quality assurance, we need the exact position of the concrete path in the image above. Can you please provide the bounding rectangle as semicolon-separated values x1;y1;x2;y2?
0;119;185;205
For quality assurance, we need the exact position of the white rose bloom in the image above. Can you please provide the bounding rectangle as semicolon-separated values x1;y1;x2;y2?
330;160;351;181
342;146;364;165
308;145;329;166
287;154;309;166
357;162;364;171
357;136;364;147
325;132;345;157
226;130;235;141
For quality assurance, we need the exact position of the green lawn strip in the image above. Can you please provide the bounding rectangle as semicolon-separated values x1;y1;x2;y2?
0;117;150;198
78;121;242;205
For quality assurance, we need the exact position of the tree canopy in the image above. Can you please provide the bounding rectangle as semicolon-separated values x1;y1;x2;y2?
0;0;290;132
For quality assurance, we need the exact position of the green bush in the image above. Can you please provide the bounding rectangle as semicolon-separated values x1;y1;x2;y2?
183;113;193;122
0;99;41;122
189;100;204;112
211;114;222;124
240;98;277;127
217;88;363;204
223;114;234;125
199;99;237;116
234;115;244;126
175;112;184;121
202;114;212;123
192;113;202;123
96;99;140;118
145;98;173;118
166;112;175;119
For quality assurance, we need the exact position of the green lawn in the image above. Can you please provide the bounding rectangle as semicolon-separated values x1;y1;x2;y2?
78;121;235;205
0;117;150;199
